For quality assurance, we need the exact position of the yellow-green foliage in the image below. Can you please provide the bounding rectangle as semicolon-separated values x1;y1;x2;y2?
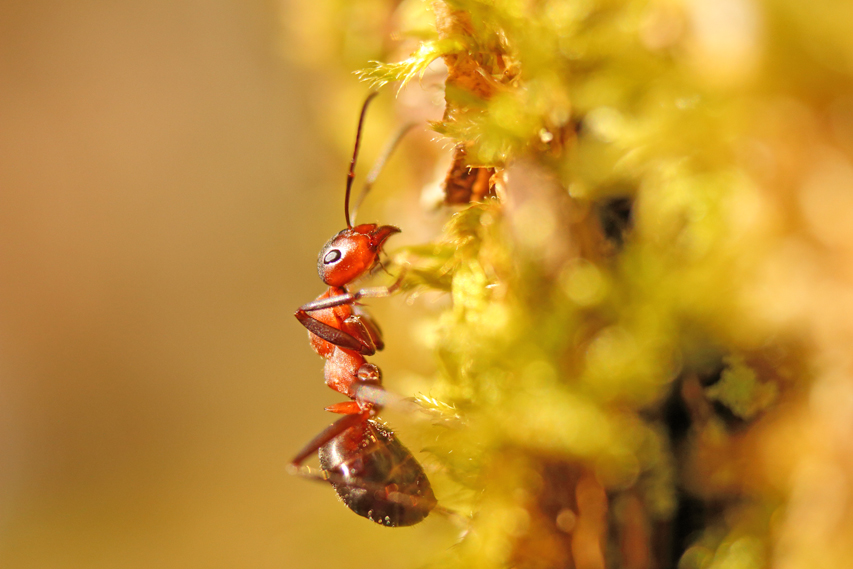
288;0;853;567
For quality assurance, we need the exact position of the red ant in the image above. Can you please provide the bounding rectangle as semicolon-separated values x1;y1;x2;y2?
290;93;437;527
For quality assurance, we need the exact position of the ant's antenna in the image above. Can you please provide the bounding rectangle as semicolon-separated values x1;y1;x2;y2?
345;92;379;229
350;122;418;226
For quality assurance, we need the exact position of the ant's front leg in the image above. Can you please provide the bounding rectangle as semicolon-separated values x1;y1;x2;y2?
301;273;405;313
295;305;378;355
294;271;406;354
351;306;384;352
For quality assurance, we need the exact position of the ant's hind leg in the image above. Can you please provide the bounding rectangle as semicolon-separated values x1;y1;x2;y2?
289;412;369;468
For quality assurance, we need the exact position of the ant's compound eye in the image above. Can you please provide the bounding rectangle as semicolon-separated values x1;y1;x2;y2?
323;249;342;265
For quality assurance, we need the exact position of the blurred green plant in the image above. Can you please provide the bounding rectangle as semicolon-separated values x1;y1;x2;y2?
286;0;853;567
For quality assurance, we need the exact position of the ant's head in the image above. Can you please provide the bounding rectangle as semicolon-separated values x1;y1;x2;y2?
317;223;400;287
319;93;404;287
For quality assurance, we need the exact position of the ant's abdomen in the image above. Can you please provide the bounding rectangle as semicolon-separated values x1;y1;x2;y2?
319;419;436;527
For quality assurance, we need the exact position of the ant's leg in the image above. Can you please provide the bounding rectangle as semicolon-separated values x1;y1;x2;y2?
294;307;376;355
351;306;384;351
289;412;369;467
351;364;441;419
325;401;361;414
352;384;447;422
294;270;406;354
353;384;404;411
299;271;406;314
289;465;469;530
290;359;382;466
297;293;359;313
325;363;382;414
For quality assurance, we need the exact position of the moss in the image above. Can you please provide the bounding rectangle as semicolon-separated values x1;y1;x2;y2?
287;0;853;566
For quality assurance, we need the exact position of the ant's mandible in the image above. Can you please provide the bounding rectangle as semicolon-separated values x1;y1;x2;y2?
290;93;436;527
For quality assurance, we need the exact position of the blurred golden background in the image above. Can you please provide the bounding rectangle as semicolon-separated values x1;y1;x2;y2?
0;1;451;567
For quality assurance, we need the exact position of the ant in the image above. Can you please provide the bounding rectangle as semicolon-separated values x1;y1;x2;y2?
290;93;437;527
